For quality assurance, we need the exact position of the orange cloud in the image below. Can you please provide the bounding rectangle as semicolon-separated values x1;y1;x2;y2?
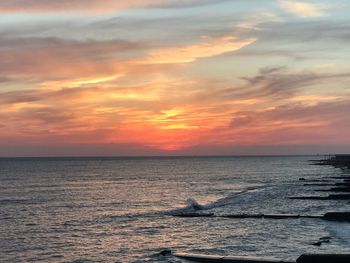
2;64;349;151
0;37;182;86
1;79;350;153
1;32;350;154
0;34;255;91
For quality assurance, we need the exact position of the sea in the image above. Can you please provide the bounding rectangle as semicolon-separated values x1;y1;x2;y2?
1;156;350;263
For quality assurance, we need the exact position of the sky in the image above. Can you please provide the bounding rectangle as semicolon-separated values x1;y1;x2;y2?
0;0;350;156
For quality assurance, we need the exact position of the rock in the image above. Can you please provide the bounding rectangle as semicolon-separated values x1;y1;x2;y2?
263;214;300;219
315;187;350;192
323;212;350;221
328;194;350;200
290;194;350;200
297;254;350;263
223;214;300;219
159;249;172;256
172;252;293;263
224;214;264;219
173;212;214;217
312;236;331;246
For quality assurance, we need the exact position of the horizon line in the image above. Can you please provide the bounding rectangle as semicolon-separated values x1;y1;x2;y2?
0;154;334;159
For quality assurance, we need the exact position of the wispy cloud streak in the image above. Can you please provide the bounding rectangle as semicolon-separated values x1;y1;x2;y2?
0;0;223;13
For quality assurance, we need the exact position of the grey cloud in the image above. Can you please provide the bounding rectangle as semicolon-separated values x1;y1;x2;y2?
231;68;350;100
0;90;45;104
230;100;350;128
257;19;350;45
0;36;148;79
242;69;318;98
0;76;13;83
230;19;350;62
258;66;287;75
16;107;76;126
0;4;254;45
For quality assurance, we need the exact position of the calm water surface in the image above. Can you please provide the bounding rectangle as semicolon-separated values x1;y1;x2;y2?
1;156;350;262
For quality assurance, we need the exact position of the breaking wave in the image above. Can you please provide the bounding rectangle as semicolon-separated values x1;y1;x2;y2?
165;186;266;216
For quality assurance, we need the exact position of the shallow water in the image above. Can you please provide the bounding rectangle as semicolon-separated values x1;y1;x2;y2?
1;156;350;262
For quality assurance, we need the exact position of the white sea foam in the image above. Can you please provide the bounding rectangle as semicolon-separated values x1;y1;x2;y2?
165;186;265;215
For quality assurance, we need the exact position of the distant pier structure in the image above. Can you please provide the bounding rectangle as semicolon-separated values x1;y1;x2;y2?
311;154;350;168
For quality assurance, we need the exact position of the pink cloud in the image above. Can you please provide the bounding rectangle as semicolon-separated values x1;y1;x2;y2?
0;0;211;13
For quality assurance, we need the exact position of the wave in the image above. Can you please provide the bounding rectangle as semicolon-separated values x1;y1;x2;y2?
165;186;266;216
92;185;268;220
0;198;30;205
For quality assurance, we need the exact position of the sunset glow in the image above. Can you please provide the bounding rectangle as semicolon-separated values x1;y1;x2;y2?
0;0;350;156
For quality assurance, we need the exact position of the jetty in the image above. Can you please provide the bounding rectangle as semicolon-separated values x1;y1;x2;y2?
310;154;350;168
163;156;350;262
288;155;350;199
173;212;350;221
160;250;350;263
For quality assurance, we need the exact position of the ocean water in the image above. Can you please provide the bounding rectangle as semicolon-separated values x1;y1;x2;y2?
1;156;350;262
